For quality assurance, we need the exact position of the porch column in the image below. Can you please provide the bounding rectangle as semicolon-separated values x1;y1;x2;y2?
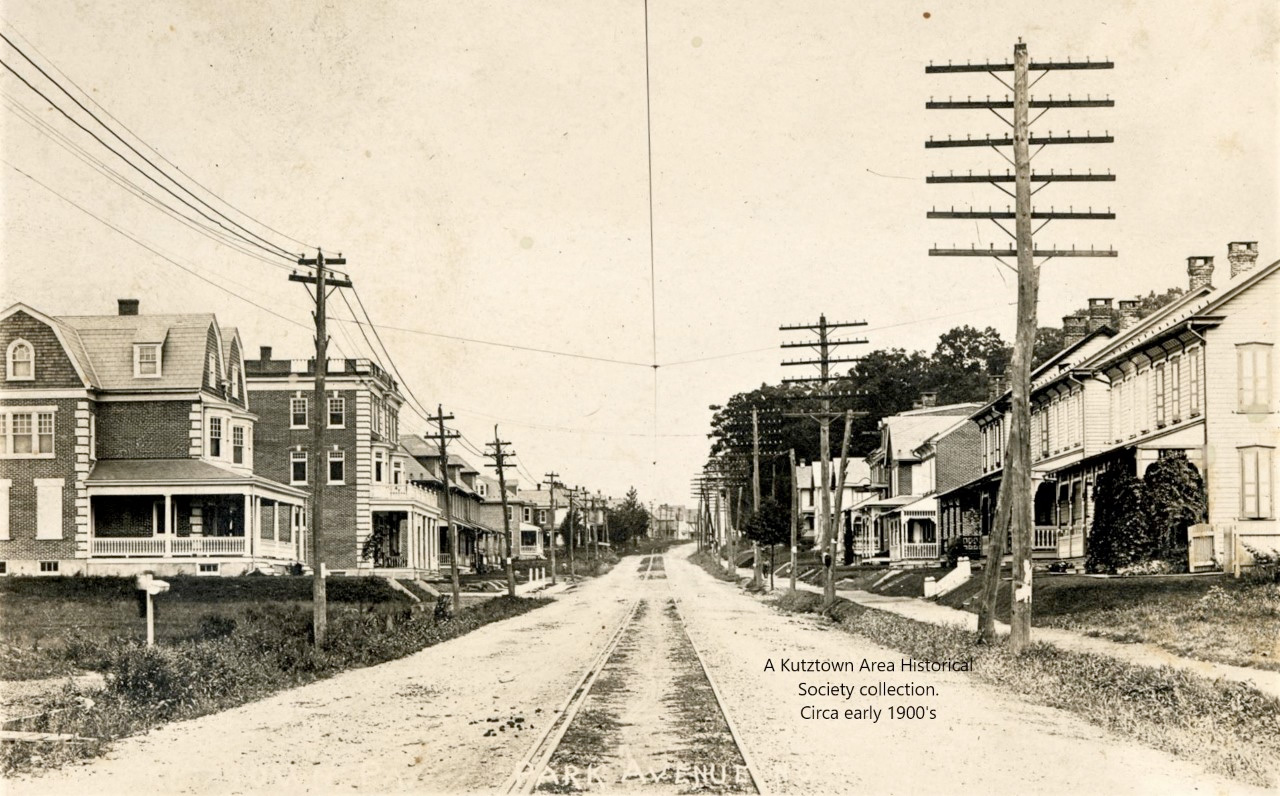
164;492;173;557
245;494;254;558
273;500;280;542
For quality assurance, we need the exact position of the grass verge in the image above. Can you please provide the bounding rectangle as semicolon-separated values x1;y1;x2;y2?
770;589;1280;788
2;595;548;777
689;550;738;583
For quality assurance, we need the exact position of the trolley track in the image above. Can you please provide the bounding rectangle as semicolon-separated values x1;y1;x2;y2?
501;555;766;794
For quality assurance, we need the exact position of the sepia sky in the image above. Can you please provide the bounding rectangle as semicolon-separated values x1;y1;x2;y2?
1;0;1276;506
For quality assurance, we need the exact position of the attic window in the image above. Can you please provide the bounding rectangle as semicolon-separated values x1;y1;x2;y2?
134;344;162;378
6;339;33;381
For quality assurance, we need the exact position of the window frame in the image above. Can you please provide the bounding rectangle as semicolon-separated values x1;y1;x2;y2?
1239;446;1275;520
208;416;223;458
328;450;345;485
327;396;345;428
1237;343;1274;414
0;409;56;459
5;339;34;382
232;424;246;465
290;397;308;429
133;343;162;379
290;450;307;485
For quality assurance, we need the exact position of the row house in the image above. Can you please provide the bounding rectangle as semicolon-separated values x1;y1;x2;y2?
516;485;568;552
940;242;1278;568
475;474;545;562
857;399;982;564
244;348;443;576
0;300;306;576
399;437;491;570
793;458;875;555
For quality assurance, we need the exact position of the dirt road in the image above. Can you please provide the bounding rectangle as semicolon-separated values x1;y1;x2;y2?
8;547;1268;795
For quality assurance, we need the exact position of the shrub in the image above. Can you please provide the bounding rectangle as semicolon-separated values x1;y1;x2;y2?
1142;452;1207;563
1242;544;1280;584
194;613;237;640
1087;464;1151;573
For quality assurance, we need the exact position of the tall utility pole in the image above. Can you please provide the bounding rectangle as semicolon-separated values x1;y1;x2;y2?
586;493;597;563
289;250;351;646
543;472;559;585
566;488;577;579
485;425;517;598
927;41;1114;649
751;408;762;588
788;448;799;592
781;314;868;605
424;405;462;611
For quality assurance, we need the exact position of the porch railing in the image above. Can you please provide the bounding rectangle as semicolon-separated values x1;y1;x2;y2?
171;537;247;556
1033;526;1059;550
90;537;166;557
89;536;255;557
899;541;939;560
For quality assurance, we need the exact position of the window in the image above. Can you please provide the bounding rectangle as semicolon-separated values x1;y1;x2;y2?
198;563;220;576
392;460;403;485
523;506;532;523
327;396;345;428
6;339;33;381
1039;411;1049;458
1154;363;1166;427
208;416;222;458
35;478;63;540
0;478;10;541
328;450;345;484
478;482;488;497
374;451;385;483
1238;343;1274;413
290;451;307;484
39;561;58;573
1189;347;1202;416
0;562;7;575
133;344;161;378
207;353;218;388
538;509;547;524
290;397;308;428
1170;356;1182;421
1;410;55;457
1239;446;1274;520
229;365;240;398
232;425;245;464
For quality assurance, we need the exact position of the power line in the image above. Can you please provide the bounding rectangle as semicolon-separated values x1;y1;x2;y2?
0;18;320;253
3;160;312;332
0;56;297;263
2;94;296;272
0;31;302;260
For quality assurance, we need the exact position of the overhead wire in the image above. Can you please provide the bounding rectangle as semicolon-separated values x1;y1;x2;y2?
0;31;302;261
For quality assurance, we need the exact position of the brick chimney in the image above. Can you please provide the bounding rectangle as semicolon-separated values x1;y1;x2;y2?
117;298;139;316
1062;315;1088;348
1117;299;1140;330
1187;256;1214;291
259;346;272;361
1227;241;1258;278
1086;298;1113;332
1064;316;1085;348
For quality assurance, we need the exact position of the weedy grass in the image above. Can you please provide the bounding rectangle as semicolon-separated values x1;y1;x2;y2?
770;590;1280;788
1;595;548;777
689;551;739;583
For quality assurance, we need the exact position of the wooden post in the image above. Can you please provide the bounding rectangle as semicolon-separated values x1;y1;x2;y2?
828;410;854;602
789;448;799;592
751;408;763;588
545;475;558;585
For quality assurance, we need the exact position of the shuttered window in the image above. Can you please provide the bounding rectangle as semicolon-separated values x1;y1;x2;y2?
1240;446;1275;520
1238;343;1274;413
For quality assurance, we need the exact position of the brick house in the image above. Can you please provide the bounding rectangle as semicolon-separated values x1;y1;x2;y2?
0;300;307;576
793;458;874;553
475;475;544;561
516;485;567;552
244;348;442;575
399;437;489;571
940;242;1278;569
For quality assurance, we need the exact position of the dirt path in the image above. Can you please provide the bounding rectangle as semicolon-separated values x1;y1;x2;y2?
666;550;1270;796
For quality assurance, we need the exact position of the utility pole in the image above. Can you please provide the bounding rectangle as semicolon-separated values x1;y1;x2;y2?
781;314;868;606
927;41;1114;650
289;250;351;646
543;473;559;585
485;425;517;598
788;448;798;592
587;493;597;564
566;488;577;579
751;408;762;588
424;405;462;612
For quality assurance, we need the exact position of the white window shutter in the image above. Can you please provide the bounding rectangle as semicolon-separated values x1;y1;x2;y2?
35;479;64;540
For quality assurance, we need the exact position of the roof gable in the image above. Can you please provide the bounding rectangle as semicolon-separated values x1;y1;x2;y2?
0;303;95;388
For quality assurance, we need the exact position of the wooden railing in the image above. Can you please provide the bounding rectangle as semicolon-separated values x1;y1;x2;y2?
90;537;166;557
90;536;250;557
1033;526;1059;550
899;542;940;560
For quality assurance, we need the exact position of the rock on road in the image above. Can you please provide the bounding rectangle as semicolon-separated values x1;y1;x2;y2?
8;547;1268;795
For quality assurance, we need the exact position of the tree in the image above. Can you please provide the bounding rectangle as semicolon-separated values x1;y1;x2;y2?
928;326;1010;405
607;488;650;551
1086;464;1151;573
742;498;791;588
1031;326;1065;369
1142;452;1206;564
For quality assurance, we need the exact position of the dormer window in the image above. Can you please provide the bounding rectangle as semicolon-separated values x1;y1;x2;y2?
6;339;33;381
134;344;162;378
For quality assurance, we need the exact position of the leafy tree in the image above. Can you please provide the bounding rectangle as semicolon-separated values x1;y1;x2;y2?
1142;452;1206;563
1031;326;1065;369
607;488;650;552
1086;465;1151;573
742;498;791;585
927;326;1010;405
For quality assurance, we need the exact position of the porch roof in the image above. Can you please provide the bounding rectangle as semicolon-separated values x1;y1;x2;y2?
861;494;917;509
87;459;306;498
888;495;938;519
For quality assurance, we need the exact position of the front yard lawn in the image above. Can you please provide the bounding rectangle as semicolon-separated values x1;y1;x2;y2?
938;572;1280;672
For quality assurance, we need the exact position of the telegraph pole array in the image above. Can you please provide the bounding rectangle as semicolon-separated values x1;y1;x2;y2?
708;403;783;585
423;405;463;612
543;472;560;585
780;314;868;604
926;40;1114;650
484;425;518;598
289;250;352;646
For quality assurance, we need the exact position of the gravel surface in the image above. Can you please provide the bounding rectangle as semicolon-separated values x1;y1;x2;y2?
666;549;1271;796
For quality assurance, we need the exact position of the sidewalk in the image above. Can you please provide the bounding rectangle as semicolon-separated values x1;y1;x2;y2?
789;578;1280;701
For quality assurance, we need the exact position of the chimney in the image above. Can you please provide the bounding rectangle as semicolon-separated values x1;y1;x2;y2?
1117;300;1140;330
1059;316;1090;348
917;391;938;408
117;298;139;316
1062;315;1088;348
259;346;272;361
1227;241;1258;278
1187;256;1214;291
986;375;1009;401
1086;298;1113;332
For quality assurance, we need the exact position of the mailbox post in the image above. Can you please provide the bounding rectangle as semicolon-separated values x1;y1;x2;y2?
135;573;170;646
